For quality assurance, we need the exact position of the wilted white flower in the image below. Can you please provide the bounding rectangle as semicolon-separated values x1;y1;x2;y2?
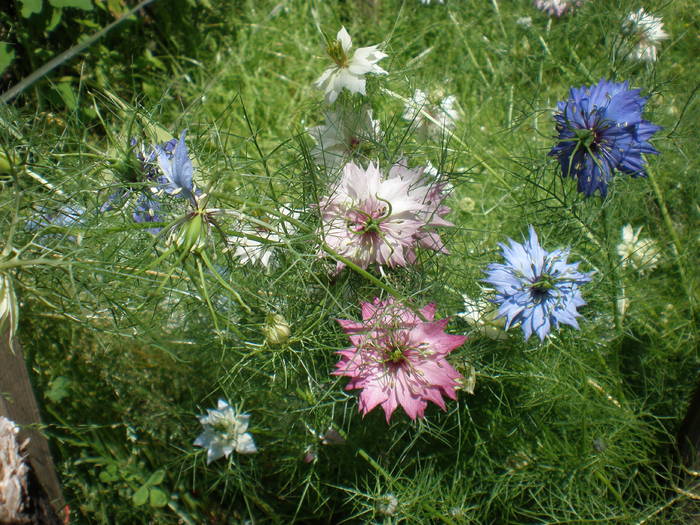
458;293;508;340
228;212;298;269
616;224;661;274
0;274;18;342
533;0;584;17
315;27;388;103
194;399;257;464
0;416;28;523
403;89;459;139
623;8;668;62
376;493;399;516
308;107;381;170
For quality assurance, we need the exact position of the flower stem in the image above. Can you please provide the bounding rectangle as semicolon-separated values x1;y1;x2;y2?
646;165;695;314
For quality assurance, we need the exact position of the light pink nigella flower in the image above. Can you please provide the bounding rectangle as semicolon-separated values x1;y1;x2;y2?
533;0;585;17
333;298;466;422
318;161;453;272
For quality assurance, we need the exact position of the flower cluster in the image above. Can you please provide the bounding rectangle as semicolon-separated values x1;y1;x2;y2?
484;226;593;341
333;298;466;422
317;161;452;272
549;79;661;197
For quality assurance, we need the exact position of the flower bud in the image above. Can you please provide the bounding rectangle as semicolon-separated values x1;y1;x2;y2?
173;213;207;255
263;313;291;345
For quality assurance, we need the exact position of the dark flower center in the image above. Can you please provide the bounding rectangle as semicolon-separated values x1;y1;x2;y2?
573;127;603;152
529;274;556;300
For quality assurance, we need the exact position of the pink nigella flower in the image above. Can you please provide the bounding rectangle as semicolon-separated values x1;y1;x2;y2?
318;161;453;272
333;298;466;422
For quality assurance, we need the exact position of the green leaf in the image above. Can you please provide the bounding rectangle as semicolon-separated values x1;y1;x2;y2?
98;464;119;483
148;487;168;508
0;43;15;76
132;485;149;506
20;0;43;18
46;7;63;32
46;376;70;403
48;0;93;10
145;469;165;487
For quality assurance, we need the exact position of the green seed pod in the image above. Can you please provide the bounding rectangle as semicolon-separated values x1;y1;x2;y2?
174;213;208;255
263;313;291;345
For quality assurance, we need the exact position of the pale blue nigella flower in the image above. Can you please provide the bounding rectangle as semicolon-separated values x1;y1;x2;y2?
156;130;195;203
549;79;660;197
194;399;257;464
484;226;593;341
132;195;163;235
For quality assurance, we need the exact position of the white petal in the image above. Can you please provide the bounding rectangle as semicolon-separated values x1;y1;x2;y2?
337;27;353;53
236;433;258;454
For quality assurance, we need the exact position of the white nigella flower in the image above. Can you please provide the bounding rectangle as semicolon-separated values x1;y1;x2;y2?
308;107;381;170
315;27;388;103
194;399;257;464
616;224;661;274
623;8;668;62
228;211;298;269
458;293;508;340
403;89;459;139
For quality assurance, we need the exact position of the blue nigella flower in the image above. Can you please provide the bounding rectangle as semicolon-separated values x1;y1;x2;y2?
100;134;186;234
156;130;195;204
132;194;163;235
484;226;593;341
549;79;661;197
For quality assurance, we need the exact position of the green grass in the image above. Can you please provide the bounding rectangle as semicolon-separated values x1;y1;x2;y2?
1;0;699;522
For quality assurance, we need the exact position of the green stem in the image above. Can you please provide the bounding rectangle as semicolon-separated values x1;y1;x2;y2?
0;257;66;270
199;252;252;315
646;165;695;312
